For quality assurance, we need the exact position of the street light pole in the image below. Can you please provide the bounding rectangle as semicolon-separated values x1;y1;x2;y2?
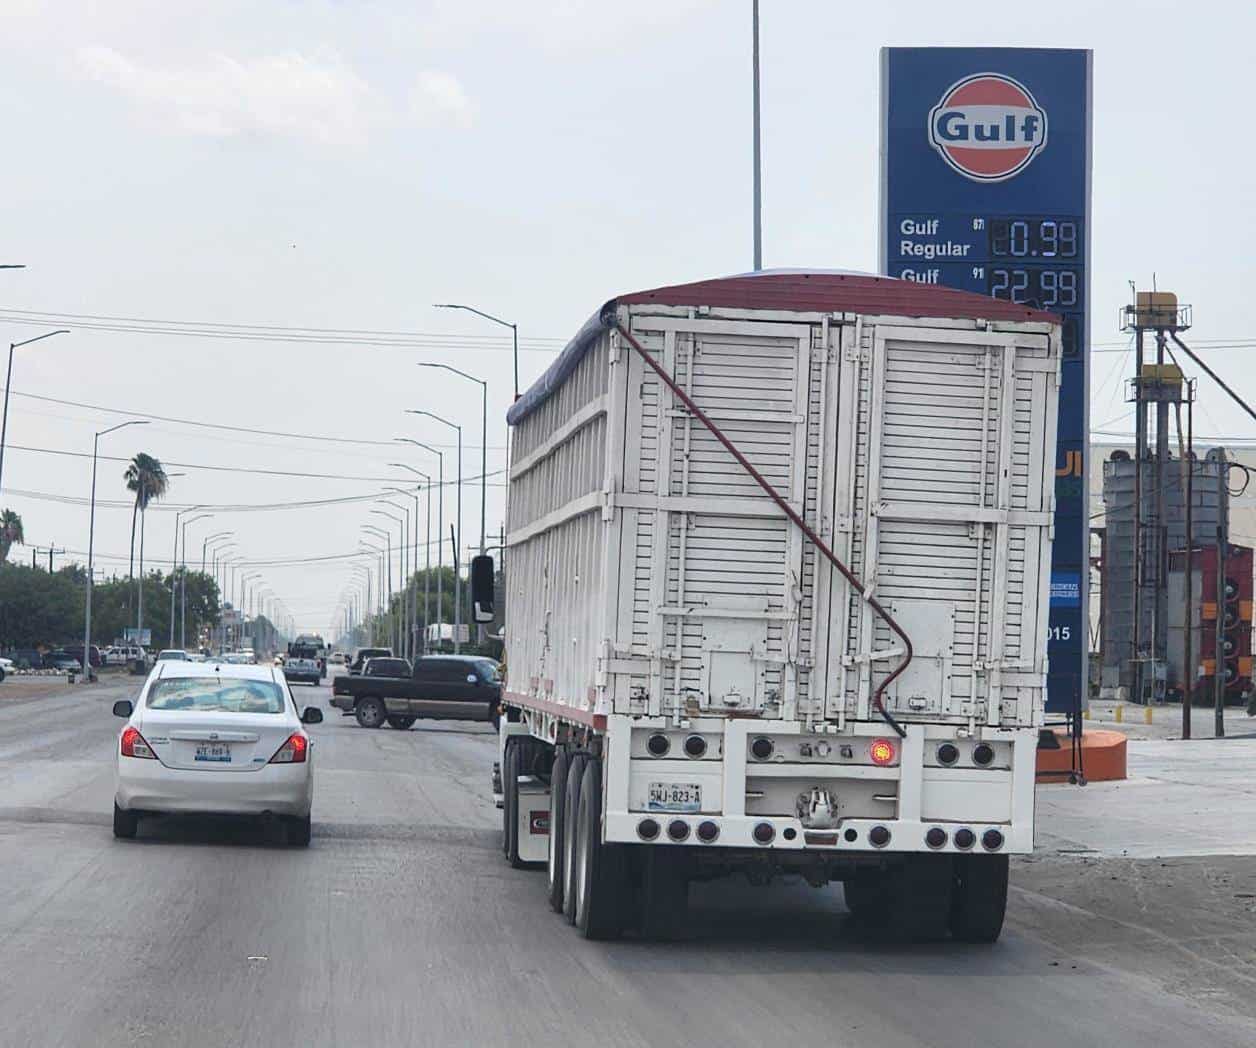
363;526;394;651
374;503;410;657
0;329;69;499
395;442;444;651
409;410;462;653
181;516;215;648
83;420;148;680
170;510;210;647
415;363;488;558
433;303;519;401
387;484;427;657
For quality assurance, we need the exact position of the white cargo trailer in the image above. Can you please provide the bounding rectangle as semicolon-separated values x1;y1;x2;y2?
490;271;1061;941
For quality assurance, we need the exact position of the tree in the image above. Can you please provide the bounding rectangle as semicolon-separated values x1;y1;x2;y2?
123;453;169;629
0;509;23;562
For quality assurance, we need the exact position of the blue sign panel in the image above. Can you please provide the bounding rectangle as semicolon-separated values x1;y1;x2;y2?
880;47;1091;715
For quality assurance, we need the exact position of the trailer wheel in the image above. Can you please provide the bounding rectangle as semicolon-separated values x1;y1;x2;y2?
547;747;571;912
573;758;626;940
503;738;544;868
950;854;1009;943
354;697;386;729
842;868;888;918
561;752;588;922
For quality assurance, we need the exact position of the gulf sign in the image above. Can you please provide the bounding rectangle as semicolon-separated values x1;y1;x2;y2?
928;73;1047;182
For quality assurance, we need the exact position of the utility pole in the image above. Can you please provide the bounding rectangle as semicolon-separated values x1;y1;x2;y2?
1215;449;1227;738
752;0;762;271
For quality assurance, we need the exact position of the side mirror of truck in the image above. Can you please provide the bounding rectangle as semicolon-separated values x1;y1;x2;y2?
471;554;495;624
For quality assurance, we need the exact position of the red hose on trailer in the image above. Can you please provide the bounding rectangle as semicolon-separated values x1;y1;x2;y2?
614;321;911;737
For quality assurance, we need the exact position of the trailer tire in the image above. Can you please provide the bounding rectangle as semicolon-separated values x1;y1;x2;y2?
354;697;386;729
561;752;588;922
842;868;888;918
503;738;544;868
547;747;571;912
950;854;1009;943
573;758;626;940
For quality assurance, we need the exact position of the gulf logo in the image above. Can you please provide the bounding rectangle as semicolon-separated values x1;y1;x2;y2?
928;73;1048;183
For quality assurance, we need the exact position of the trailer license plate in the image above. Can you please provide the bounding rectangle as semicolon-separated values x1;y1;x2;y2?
195;743;231;762
648;782;701;812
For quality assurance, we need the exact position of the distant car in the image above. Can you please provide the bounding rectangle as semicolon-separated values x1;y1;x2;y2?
156;649;192;662
112;661;323;845
44;650;82;673
329;652;346;665
66;644;103;669
273;654;285;666
283;646;322;686
0;656;13;682
348;648;392;676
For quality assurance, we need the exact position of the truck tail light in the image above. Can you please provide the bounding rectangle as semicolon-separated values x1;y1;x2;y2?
120;726;156;759
269;734;309;764
869;738;896;766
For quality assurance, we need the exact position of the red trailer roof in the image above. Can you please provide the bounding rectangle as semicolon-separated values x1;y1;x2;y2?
507;270;1059;426
618;270;1060;324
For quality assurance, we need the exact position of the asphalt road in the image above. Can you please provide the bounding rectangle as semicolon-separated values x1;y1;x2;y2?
1;671;1254;1047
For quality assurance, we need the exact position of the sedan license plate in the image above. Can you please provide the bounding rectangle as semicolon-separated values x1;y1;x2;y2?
194;743;231;763
648;782;701;813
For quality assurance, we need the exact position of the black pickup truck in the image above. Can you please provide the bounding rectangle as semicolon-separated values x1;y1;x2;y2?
331;655;502;730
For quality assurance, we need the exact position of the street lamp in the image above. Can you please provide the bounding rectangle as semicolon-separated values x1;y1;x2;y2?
394;445;444;651
0;328;69;498
408;410;463;653
372;505;408;656
202;531;232;574
415;362;487;558
170;510;211;646
387;483;429;656
363;527;394;650
180;516;216;648
359;542;388;645
433;303;519;401
83;419;148;680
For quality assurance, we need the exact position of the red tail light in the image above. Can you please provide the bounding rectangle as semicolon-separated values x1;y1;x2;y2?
269;733;309;764
120;726;156;759
869;738;897;766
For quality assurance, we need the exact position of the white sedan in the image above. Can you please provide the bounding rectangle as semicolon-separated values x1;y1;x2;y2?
112;661;322;845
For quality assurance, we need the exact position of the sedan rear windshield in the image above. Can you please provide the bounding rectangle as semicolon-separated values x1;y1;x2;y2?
147;678;286;714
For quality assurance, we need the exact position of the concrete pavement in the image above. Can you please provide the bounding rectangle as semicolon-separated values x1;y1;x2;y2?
0;673;1254;1046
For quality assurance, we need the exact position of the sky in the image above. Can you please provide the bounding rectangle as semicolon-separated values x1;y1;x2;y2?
0;0;1253;637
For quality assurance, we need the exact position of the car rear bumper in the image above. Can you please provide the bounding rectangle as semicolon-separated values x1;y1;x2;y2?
116;759;313;817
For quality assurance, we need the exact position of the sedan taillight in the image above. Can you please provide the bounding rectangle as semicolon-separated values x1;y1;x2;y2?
269;733;309;764
120;726;156;759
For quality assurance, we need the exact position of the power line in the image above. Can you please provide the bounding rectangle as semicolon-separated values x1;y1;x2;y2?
0;307;565;352
0;388;501;452
2;443;510;486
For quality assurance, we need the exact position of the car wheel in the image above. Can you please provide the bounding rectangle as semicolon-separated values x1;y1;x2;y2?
355;697;386;729
286;815;312;848
113;803;138;840
386;716;416;730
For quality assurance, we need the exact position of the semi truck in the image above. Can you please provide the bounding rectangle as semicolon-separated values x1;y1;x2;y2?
480;270;1062;942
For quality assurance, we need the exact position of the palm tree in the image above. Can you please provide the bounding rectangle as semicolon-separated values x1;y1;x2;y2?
0;509;23;562
124;453;169;630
